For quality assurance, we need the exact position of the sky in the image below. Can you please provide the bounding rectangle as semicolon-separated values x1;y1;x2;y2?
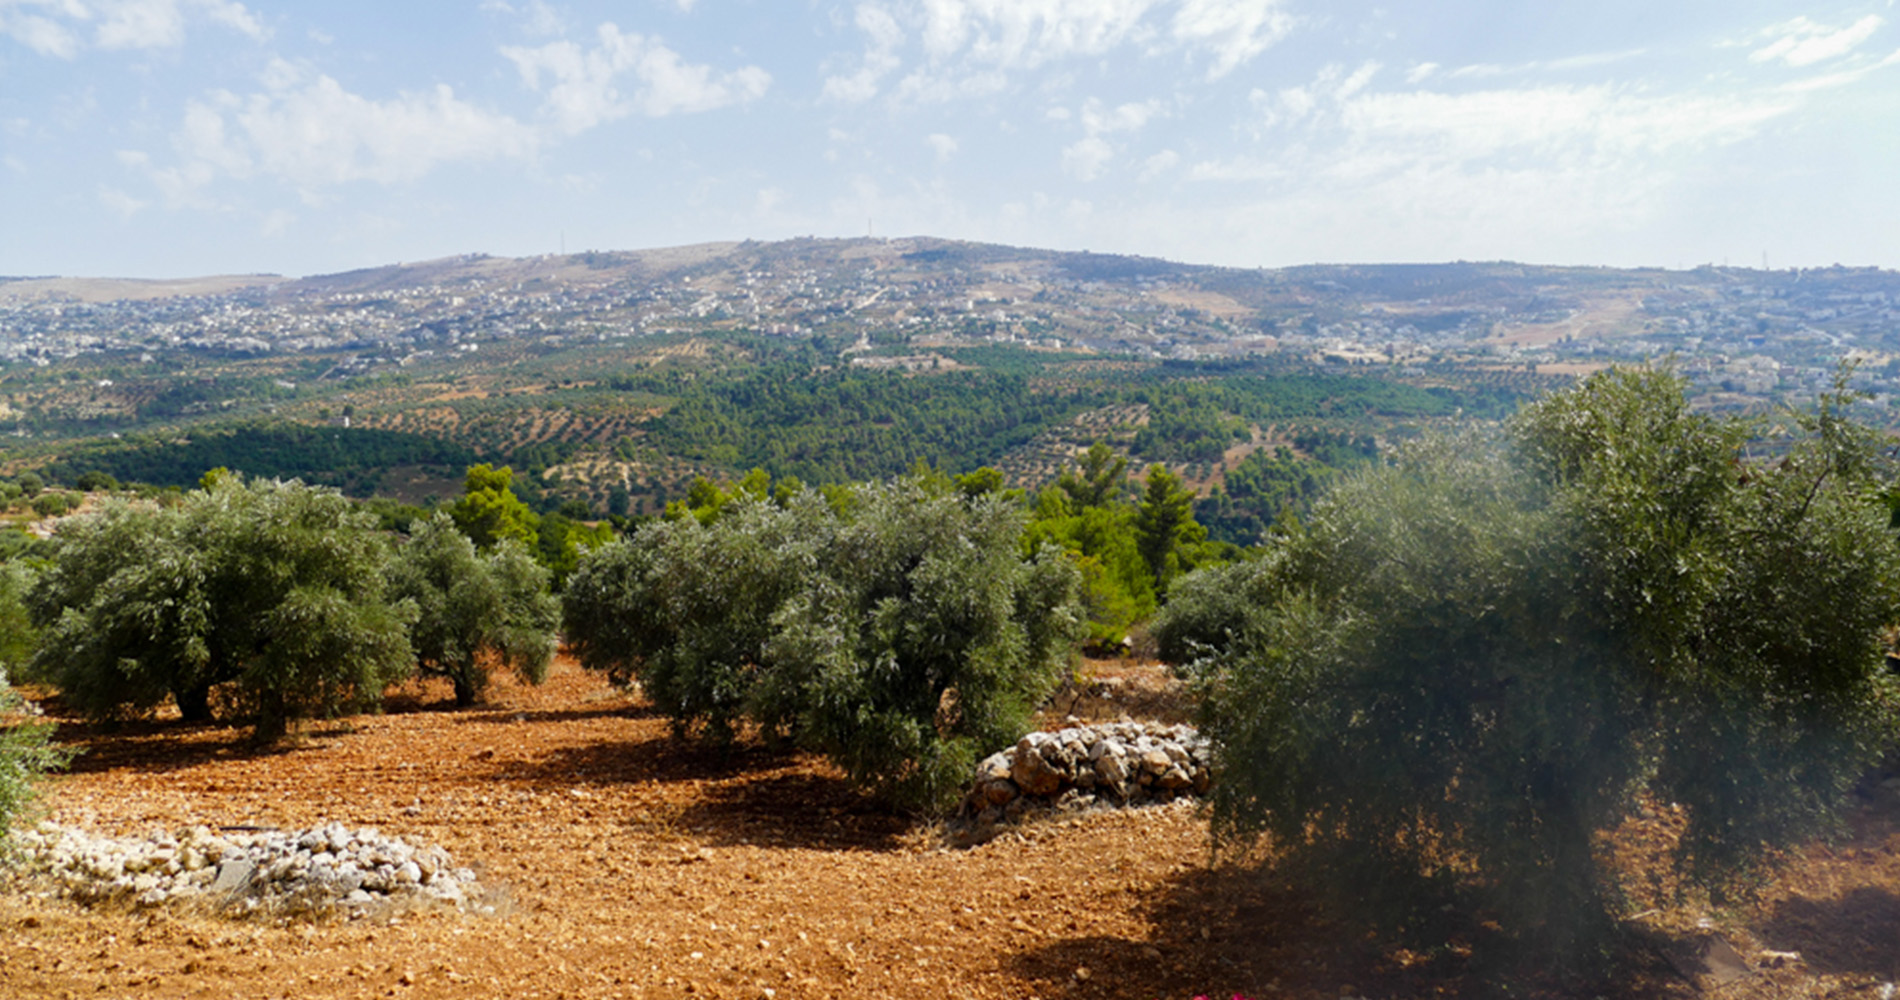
3;0;1898;279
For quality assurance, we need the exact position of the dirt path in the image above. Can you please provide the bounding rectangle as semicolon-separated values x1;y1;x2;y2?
5;659;1899;999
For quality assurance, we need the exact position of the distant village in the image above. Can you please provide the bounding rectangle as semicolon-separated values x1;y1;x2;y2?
4;240;1899;416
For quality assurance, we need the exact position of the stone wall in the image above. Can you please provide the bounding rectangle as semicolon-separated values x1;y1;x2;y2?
955;722;1213;841
8;821;492;920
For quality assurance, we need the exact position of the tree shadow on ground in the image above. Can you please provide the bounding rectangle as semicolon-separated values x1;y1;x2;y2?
380;673;651;720
670;769;913;852
1005;861;1700;1000
1757;886;1900;982
48;715;315;777
449;701;658;726
472;731;910;852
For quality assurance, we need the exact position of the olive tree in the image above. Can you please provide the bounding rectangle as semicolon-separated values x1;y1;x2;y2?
390;513;559;707
1166;367;1900;960
27;475;415;739
768;479;1084;810
565;476;1084;811
564;490;832;742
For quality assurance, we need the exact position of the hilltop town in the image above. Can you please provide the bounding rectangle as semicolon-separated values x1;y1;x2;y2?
5;238;1898;420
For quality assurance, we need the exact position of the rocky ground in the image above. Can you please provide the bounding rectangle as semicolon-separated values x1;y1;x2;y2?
4;657;1899;1000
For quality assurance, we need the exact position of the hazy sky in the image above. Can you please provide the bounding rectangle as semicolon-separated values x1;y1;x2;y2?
4;0;1897;278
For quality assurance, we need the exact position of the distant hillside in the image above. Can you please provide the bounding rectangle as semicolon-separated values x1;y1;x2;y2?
5;237;1897;522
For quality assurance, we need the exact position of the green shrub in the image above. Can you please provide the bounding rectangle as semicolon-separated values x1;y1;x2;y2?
29;493;71;518
1;669;72;843
73;471;119;492
1150;550;1282;666
0;562;39;679
1185;367;1900;962
1;561;68;842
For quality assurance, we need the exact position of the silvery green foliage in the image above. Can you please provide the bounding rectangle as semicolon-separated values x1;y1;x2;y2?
389;513;559;707
566;490;834;743
1150;548;1285;668
1186;367;1900;960
565;476;1084;811
770;479;1084;811
27;475;416;738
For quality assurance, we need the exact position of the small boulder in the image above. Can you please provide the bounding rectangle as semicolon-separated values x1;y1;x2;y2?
1012;743;1065;797
211;857;257;895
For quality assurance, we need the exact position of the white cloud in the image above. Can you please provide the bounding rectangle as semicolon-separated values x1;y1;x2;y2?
1138;148;1178;180
504;23;770;133
1337;85;1791;162
1751;15;1884;67
1;0;86;57
1195;72;1804;252
0;0;265;54
1544;49;1646;72
481;0;563;37
926;132;957;159
913;0;1155;67
1254;62;1377;127
259;207;293;235
826;0;1291;103
1058;97;1165;180
1405;62;1438;84
1081;97;1163;134
1168;0;1293;79
95;0;191;48
1448;63;1505;79
822;3;904;102
97;185;145;216
1776;51;1900;92
1447;50;1647;80
1062;134;1113;180
142;59;538;199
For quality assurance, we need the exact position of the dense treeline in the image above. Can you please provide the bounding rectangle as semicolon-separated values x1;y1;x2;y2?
643;366;1104;482
1196;430;1379;546
1128;373;1458;426
638;361;1509;487
39;423;476;496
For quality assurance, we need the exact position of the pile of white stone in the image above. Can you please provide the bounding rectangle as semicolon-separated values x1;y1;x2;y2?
8;821;491;919
958;721;1214;831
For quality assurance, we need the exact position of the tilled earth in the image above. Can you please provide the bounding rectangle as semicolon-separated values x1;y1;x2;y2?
4;657;1900;1000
